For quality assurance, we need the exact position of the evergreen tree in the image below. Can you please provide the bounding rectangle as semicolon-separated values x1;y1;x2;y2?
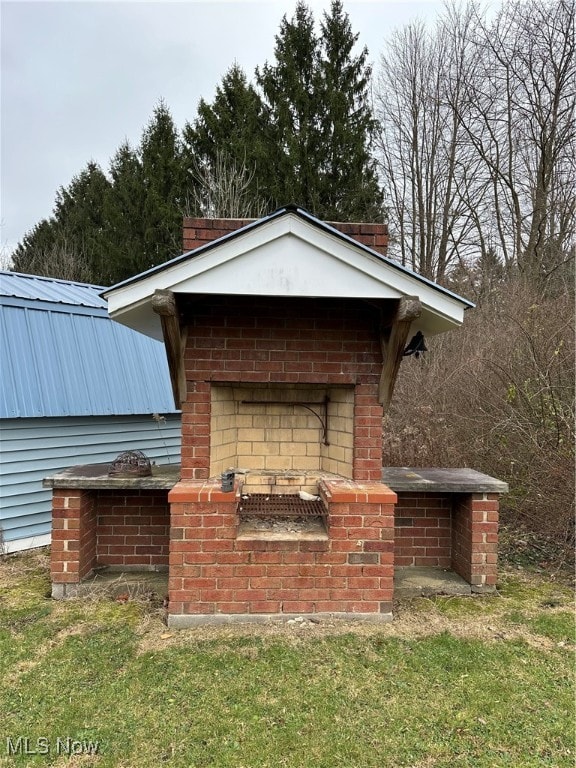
103;140;147;281
12;162;111;283
11;2;385;284
256;0;383;220
317;0;384;220
53;161;111;277
256;1;322;210
183;63;269;213
10;220;93;283
139;100;187;271
11;218;59;274
11;104;186;285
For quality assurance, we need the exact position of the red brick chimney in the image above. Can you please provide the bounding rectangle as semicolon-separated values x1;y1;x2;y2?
183;215;388;255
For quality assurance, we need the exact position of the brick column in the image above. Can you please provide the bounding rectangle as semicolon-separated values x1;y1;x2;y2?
167;480;239;617
320;479;396;616
353;383;384;482
180;381;211;480
51;489;97;598
452;493;499;592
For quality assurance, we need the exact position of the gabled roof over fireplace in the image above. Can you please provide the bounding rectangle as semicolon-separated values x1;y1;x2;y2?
103;206;473;343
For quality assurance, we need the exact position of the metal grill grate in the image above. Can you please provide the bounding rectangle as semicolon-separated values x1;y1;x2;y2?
238;494;326;519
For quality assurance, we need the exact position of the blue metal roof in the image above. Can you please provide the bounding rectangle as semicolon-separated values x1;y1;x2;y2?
1;270;107;308
0;271;179;418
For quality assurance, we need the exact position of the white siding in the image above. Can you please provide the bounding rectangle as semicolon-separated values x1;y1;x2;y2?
0;414;181;548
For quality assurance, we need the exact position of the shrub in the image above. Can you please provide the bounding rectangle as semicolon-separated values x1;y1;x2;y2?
383;277;575;560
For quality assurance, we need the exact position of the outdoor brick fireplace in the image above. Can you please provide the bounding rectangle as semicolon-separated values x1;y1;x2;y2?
164;289;398;623
46;206;507;625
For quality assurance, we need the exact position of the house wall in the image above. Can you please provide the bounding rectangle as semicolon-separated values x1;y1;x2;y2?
0;414;181;552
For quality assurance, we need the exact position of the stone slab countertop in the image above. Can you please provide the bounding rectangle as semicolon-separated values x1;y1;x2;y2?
43;464;508;494
43;463;181;490
381;467;509;494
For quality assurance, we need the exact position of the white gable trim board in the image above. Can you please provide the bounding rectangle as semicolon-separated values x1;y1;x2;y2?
104;210;473;342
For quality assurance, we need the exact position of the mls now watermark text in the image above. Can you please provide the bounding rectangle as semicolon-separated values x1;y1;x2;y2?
6;736;100;756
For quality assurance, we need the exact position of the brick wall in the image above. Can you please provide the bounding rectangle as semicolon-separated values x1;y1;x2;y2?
394;491;499;587
167;478;396;620
183;218;254;252
181;297;383;483
95;490;170;568
210;384;354;477
394;493;452;568
49;485;500;608
182;217;389;256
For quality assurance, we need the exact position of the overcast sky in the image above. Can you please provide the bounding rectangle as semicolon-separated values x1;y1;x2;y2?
1;0;446;257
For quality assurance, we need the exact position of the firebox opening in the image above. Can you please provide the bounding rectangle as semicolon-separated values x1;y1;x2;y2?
237;488;329;541
237;476;328;540
210;383;354;479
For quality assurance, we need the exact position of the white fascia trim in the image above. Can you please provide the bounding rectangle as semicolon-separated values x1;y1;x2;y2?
287;218;467;325
3;533;51;554
106;213;468;329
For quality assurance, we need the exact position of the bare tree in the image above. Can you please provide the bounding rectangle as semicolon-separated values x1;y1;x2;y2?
452;0;575;281
376;6;483;281
186;150;269;220
12;238;94;283
376;0;575;286
0;248;13;272
383;275;575;556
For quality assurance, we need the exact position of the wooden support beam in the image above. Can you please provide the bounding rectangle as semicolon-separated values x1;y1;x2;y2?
152;289;187;408
378;296;422;410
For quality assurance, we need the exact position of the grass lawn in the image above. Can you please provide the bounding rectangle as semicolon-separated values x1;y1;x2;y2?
0;550;573;768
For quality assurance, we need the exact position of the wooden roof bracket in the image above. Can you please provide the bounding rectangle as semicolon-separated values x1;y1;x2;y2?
378;296;422;411
152;289;187;409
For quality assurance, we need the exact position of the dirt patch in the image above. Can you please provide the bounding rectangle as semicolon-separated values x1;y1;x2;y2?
0;547;50;583
135;573;573;655
2;549;571;656
135;609;560;655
